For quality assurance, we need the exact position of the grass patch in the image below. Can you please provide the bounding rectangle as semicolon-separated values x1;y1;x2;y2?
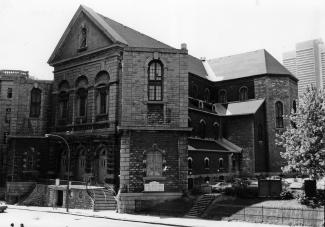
205;197;324;226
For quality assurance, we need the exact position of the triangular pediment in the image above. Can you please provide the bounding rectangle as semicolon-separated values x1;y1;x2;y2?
48;5;127;65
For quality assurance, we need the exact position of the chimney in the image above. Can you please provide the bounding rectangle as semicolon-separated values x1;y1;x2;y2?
181;43;187;51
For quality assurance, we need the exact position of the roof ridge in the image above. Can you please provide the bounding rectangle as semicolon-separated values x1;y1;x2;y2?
208;49;266;61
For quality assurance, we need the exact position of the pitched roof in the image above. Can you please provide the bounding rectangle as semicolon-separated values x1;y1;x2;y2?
98;14;174;49
214;99;264;116
48;5;175;63
188;137;242;153
188;55;208;78
207;49;297;81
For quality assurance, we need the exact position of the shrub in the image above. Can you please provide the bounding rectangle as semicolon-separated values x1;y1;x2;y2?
280;189;294;200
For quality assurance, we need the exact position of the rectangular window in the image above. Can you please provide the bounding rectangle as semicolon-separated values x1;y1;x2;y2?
7;88;12;98
5;108;11;123
149;86;155;100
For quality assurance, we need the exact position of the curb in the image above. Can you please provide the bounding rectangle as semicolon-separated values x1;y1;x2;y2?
9;206;193;227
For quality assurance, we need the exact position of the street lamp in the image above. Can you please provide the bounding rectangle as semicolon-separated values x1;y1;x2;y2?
45;133;71;212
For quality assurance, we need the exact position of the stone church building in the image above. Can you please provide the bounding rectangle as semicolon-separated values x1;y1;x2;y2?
2;5;297;211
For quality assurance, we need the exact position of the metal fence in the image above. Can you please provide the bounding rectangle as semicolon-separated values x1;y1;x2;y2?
210;204;324;226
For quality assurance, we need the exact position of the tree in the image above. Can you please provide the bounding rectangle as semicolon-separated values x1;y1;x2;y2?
276;85;325;180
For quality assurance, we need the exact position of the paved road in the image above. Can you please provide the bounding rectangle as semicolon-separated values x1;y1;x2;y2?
0;208;168;227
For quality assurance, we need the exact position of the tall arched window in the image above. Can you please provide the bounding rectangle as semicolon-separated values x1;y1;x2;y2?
213;122;220;140
292;100;297;113
30;88;41;117
77;88;87;117
258;124;264;141
218;158;224;169
95;71;109;119
204;88;210;102
148;60;163;101
239;86;248;101
204;157;210;169
188;157;193;170
58;80;70;123
191;84;198;98
199;119;206;138
218;89;227;103
275;101;284;128
58;91;69;122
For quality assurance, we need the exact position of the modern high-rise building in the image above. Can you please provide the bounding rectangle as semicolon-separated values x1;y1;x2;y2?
283;39;324;97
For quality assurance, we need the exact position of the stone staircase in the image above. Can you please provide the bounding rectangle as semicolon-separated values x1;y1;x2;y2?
186;194;219;218
92;188;117;211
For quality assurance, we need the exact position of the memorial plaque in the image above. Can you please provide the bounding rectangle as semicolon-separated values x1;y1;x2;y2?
144;181;164;192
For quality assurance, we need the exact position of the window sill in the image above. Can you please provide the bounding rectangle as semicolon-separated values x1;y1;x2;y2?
143;176;166;181
144;101;166;104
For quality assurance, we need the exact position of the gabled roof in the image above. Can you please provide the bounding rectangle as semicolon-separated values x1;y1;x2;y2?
214;99;264;116
207;49;297;82
48;5;175;64
98;14;174;49
188;137;242;153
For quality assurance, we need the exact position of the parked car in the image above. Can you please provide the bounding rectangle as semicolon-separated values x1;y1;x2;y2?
0;202;7;213
211;182;232;192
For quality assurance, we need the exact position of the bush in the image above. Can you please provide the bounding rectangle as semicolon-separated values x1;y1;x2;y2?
294;191;323;208
280;189;294;200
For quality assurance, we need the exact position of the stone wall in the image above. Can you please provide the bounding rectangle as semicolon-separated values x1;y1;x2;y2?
224;115;255;174
254;75;298;172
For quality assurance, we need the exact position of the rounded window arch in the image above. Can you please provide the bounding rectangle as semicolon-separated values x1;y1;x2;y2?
218;89;227;103
75;75;88;88
275;101;284;128
188;157;193;170
239;86;248;101
204;88;211;102
148;60;163;101
199;119;206;138
58;80;70;91
204;157;210;169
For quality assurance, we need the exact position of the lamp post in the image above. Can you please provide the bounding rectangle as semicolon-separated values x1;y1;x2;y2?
45;133;71;212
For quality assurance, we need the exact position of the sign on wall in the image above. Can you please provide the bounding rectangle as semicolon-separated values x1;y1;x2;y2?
144;181;164;192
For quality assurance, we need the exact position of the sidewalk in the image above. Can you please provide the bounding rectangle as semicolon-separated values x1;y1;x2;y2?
8;205;288;227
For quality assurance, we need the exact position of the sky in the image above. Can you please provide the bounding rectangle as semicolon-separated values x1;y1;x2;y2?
1;0;325;80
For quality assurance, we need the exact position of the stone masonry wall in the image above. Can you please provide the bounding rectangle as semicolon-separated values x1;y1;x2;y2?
254;76;298;172
224;115;255;174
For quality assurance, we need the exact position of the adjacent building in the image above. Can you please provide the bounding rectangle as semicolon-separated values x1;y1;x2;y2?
283;39;324;97
0;70;52;186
